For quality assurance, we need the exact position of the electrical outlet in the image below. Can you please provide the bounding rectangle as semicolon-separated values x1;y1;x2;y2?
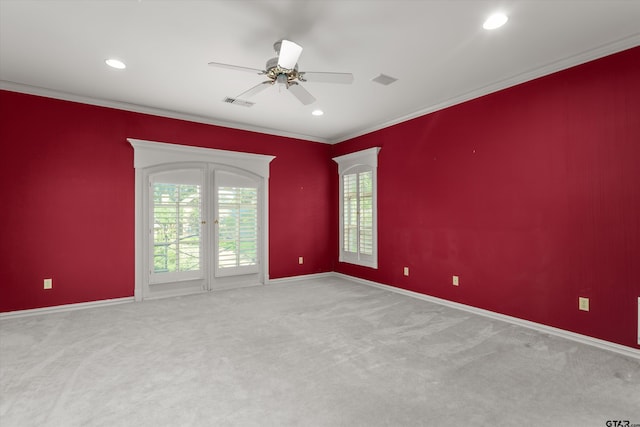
579;297;589;311
298;256;304;265
452;275;459;286
44;278;52;290
403;267;409;276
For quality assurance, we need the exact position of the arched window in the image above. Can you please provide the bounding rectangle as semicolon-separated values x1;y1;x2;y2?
333;147;381;269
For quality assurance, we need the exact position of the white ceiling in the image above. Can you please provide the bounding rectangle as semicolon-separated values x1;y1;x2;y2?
1;1;639;144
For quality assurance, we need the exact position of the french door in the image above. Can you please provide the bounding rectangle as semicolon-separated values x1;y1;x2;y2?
146;164;263;298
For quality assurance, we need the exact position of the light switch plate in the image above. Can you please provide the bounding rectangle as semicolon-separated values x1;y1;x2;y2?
44;278;52;290
452;276;459;286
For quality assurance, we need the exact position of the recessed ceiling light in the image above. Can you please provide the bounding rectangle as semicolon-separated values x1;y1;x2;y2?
312;109;324;116
105;58;126;69
483;13;508;30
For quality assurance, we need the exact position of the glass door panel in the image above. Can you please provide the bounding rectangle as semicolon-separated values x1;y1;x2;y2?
149;169;203;284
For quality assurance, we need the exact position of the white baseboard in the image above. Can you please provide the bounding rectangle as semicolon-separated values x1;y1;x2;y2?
0;297;135;320
0;272;334;318
267;272;334;285
333;273;640;360
2;273;637;360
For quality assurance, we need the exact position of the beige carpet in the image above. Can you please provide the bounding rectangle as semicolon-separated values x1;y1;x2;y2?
1;276;639;426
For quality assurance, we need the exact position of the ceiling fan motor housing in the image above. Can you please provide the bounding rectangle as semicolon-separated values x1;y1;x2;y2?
273;40;283;54
265;57;299;82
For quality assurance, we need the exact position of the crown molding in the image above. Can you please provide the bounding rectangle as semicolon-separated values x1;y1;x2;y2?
329;35;640;144
0;80;331;144
2;34;638;146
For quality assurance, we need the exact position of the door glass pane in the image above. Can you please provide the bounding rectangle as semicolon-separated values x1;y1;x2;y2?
218;186;258;270
152;171;201;278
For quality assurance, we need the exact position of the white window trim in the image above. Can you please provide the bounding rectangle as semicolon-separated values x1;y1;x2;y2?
333;147;381;269
129;138;275;301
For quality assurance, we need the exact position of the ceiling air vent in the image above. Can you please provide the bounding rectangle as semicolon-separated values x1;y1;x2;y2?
223;97;254;107
371;73;398;86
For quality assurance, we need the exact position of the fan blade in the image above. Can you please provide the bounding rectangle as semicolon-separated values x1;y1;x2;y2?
288;82;316;105
208;62;264;74
299;72;354;84
277;40;303;70
236;81;272;99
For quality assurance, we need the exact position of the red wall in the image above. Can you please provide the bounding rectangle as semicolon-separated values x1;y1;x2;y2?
332;47;640;349
2;47;638;350
0;91;335;311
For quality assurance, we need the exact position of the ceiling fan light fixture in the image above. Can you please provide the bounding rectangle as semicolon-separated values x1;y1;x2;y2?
276;74;289;85
483;13;508;30
277;40;303;70
105;58;126;69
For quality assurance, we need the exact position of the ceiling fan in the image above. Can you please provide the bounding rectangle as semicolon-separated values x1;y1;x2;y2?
208;40;354;106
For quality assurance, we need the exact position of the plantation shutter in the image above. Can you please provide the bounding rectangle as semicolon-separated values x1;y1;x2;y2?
215;170;260;277
358;170;373;256
343;173;358;253
342;170;374;256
